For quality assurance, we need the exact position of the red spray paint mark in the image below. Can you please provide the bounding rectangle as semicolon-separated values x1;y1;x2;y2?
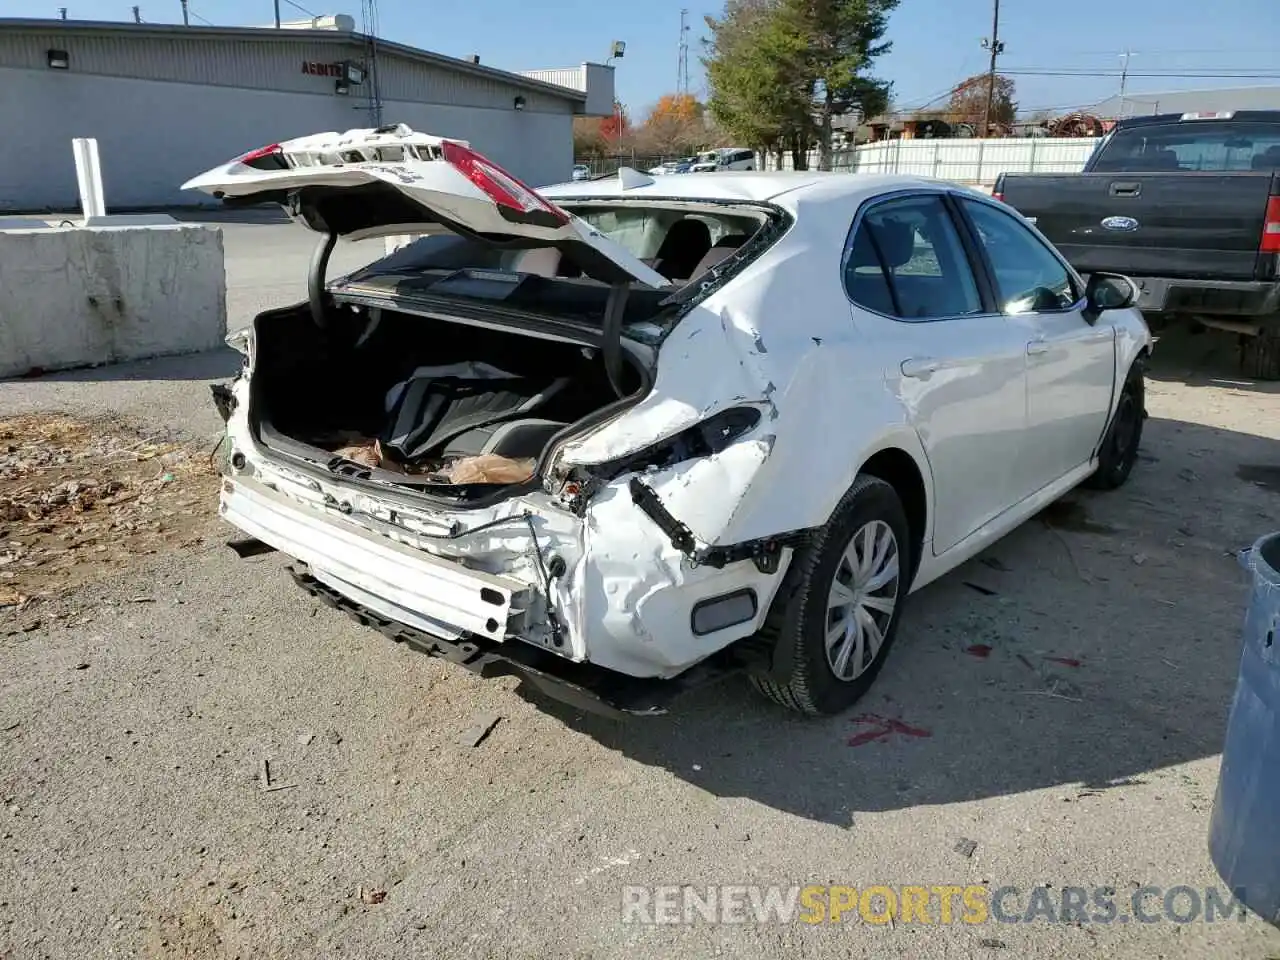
848;713;932;747
1044;657;1083;668
965;644;992;659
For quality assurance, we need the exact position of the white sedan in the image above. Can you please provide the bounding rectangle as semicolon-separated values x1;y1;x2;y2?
185;125;1151;717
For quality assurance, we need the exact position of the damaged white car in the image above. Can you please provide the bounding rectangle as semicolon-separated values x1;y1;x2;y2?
186;124;1152;717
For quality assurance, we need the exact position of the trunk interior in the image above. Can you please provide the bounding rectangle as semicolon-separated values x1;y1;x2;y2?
249;303;646;501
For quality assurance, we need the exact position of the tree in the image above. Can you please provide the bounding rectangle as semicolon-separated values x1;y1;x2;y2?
574;103;632;159
599;101;631;148
704;0;813;167
573;117;607;159
703;0;898;171
790;0;897;168
635;94;709;155
947;73;1017;134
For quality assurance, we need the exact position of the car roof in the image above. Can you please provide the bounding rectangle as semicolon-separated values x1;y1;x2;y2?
539;170;954;206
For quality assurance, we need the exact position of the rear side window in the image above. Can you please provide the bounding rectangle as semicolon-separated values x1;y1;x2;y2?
1092;121;1280;172
843;195;983;320
960;199;1079;313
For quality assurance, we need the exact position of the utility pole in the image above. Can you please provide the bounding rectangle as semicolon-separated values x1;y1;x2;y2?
131;5;141;22
1119;49;1136;98
58;7;67;18
979;0;1004;138
273;0;281;28
180;0;188;25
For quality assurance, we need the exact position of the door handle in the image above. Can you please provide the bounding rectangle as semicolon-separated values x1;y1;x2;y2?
1027;340;1051;356
901;358;941;378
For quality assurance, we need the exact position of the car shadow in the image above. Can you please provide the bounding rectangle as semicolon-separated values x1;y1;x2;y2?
1146;322;1280;394
515;413;1278;826
2;347;240;384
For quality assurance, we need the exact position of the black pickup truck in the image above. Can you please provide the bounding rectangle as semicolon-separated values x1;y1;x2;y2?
994;110;1280;377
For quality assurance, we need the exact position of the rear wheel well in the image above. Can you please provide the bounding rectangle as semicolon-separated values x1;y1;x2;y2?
859;448;926;582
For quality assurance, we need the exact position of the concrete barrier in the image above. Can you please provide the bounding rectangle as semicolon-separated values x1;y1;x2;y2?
0;224;226;379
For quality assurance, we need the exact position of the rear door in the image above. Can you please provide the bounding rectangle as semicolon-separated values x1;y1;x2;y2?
844;193;1031;555
956;195;1116;492
182;124;671;289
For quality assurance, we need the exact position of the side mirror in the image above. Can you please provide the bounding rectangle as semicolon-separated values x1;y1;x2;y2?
1085;272;1138;313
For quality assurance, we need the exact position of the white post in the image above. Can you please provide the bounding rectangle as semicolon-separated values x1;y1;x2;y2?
72;138;106;221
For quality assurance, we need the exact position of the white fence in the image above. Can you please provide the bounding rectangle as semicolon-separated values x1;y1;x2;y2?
763;137;1099;183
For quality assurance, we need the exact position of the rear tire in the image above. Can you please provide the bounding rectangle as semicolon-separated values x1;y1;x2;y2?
750;475;912;716
1241;327;1280;381
1084;357;1145;491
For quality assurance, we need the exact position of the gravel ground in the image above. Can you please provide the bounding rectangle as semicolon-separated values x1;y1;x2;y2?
3;217;1280;959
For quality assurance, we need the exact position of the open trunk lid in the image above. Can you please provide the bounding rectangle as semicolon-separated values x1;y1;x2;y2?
182;124;671;289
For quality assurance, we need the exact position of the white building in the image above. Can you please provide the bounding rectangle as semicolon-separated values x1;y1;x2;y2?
0;17;613;210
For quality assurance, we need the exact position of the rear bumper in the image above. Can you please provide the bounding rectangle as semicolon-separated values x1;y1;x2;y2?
1127;276;1280;318
287;564;742;717
220;475;528;643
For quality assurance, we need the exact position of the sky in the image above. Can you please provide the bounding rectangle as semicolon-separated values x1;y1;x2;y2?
31;0;1280;119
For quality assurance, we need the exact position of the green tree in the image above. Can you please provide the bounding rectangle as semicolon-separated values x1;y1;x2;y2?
703;0;808;165
791;0;897;168
704;0;897;170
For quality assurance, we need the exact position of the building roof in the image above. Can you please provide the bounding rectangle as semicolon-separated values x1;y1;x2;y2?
0;17;587;104
1090;85;1280;118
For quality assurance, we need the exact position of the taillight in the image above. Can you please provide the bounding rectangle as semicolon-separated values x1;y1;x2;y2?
440;140;567;223
235;143;287;170
991;191;1004;204
1262;196;1280;253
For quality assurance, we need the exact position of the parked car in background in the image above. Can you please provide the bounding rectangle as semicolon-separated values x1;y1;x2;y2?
995;110;1280;378
184;126;1150;718
648;157;698;176
571;164;591;181
690;148;756;172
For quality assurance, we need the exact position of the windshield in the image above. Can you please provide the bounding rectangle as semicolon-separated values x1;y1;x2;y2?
1092;121;1280;172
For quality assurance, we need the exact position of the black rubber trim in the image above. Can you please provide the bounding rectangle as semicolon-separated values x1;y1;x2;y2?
287;565;743;718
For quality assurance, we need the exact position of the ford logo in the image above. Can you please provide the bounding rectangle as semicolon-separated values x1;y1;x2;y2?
1101;215;1140;232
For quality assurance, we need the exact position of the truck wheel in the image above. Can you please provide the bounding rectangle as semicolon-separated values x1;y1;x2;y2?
1241;328;1280;381
1085;358;1145;491
750;475;911;716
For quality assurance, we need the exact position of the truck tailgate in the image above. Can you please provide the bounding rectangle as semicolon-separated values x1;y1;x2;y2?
999;172;1276;281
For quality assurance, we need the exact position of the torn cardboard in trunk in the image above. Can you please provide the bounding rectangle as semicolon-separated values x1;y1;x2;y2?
328;439;534;485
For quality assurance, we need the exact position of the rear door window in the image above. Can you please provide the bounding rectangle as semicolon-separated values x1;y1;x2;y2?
843;195;983;320
1092;121;1280;172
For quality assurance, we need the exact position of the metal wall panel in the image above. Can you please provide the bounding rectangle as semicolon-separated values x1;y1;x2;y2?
0;28;576;112
0;66;573;209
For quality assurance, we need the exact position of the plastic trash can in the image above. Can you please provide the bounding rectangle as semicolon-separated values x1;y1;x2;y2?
1208;531;1280;928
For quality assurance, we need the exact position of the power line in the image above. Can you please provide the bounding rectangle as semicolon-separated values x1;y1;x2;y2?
1004;69;1280;79
280;0;318;18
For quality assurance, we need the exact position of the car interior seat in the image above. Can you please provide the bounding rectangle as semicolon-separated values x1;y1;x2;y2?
1252;146;1280;170
689;234;750;278
652;218;713;280
511;247;562;277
